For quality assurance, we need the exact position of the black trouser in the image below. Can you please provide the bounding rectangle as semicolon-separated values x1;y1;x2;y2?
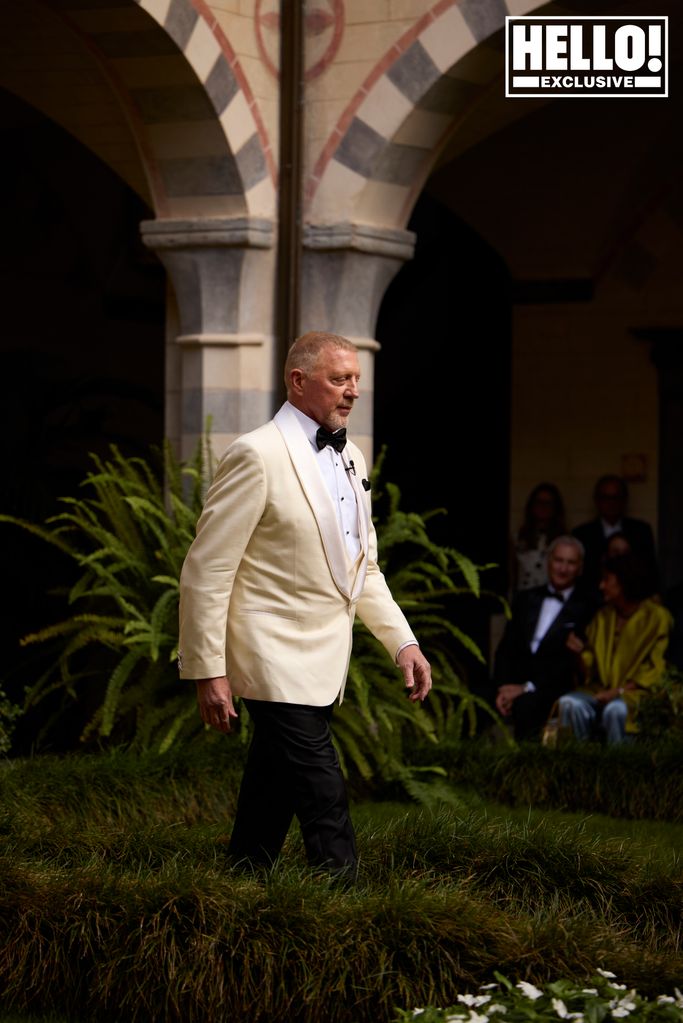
228;699;357;875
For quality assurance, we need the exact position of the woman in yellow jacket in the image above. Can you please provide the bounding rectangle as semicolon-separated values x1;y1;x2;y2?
559;554;672;743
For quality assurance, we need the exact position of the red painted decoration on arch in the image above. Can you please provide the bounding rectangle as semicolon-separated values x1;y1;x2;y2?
255;0;345;81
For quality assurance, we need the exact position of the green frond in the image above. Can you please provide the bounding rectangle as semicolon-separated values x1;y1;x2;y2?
449;548;482;596
156;700;197;754
0;514;75;556
100;650;144;737
329;719;374;780
151;575;180;589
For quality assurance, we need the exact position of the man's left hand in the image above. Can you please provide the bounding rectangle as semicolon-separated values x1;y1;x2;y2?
397;645;432;701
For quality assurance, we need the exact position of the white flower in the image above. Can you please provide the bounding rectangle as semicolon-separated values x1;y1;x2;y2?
612;1009;630;1018
488;1006;507;1015
674;989;683;1006
480;985;499;991
657;997;675;1004
611;984;628;991
445;1015;468;1022
517;982;544;1000
597;969;617;979
552;999;568;1018
412;1011;425;1018
458;995;492;1008
467;1012;489;1023
582;989;598;996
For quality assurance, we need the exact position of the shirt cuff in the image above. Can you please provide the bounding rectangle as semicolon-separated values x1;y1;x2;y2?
395;640;419;665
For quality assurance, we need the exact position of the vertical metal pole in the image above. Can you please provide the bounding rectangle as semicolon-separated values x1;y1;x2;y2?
275;0;304;402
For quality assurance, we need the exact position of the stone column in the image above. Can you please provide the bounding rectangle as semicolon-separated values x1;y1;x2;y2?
301;222;415;462
141;216;276;460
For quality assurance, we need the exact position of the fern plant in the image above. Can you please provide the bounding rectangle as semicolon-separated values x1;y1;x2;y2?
1;441;505;799
0;685;21;756
336;459;508;801
0;440;214;753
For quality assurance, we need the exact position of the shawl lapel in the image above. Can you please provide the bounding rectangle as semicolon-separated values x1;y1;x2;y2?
537;593;582;650
274;404;352;600
523;588;545;648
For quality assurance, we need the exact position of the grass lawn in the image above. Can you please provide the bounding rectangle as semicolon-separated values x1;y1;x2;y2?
0;748;681;1022
354;795;683;867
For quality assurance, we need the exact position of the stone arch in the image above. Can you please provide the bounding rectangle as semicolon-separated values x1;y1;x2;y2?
306;0;562;227
0;0;279;458
136;0;276;216
0;0;275;219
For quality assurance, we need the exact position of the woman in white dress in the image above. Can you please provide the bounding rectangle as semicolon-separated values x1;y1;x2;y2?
512;482;567;591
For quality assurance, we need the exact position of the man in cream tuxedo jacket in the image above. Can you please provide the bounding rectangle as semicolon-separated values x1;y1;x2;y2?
179;331;431;875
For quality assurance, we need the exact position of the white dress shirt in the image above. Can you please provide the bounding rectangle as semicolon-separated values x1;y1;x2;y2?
287;403;417;663
287;403;361;560
523;585;574;691
530;585;574;654
601;518;623;539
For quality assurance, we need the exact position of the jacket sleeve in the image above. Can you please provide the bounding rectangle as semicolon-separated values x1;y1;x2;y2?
178;440;266;680
492;593;527;686
354;514;418;661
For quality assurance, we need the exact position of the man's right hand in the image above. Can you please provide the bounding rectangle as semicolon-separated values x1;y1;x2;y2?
566;631;585;654
495;683;525;717
195;676;239;733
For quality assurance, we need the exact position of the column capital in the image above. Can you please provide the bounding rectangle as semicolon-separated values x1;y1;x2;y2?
176;333;266;348
141;216;274;251
303;221;415;261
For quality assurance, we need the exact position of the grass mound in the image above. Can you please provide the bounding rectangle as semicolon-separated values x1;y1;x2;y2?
0;748;681;1021
412;740;683;820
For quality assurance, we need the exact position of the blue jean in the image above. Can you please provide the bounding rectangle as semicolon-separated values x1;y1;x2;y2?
558;691;628;744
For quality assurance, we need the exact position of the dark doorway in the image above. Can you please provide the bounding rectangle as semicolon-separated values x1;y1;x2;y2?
375;191;512;572
374;193;512;668
0;88;165;731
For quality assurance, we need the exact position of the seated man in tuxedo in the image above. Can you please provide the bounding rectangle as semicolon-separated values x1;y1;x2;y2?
494;536;597;740
573;474;658;596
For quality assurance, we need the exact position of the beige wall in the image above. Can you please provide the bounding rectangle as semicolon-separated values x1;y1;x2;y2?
510;300;659;540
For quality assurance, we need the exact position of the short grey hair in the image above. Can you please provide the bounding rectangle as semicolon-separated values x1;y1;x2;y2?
548;534;585;563
284;331;357;389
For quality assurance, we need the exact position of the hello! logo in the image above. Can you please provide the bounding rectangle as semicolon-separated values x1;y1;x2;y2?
505;16;668;98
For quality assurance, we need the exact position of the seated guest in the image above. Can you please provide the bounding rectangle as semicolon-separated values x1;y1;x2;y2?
512;482;567;591
605;531;660;599
573;474;657;596
558;554;672;744
494;536;596;741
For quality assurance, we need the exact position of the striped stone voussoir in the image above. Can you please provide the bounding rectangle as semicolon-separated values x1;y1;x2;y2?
136;0;275;213
309;0;515;225
47;0;274;216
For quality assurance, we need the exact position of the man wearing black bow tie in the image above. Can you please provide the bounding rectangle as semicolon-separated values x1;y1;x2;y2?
179;331;431;877
494;536;596;740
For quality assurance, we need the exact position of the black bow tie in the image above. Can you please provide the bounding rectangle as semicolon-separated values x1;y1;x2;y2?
543;587;564;603
316;426;347;453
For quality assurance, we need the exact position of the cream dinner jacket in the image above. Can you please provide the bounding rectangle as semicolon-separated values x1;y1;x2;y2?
178;403;417;705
